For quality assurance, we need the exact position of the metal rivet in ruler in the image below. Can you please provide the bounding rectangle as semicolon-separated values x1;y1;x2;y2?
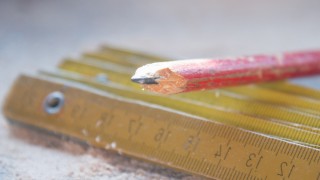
43;91;64;114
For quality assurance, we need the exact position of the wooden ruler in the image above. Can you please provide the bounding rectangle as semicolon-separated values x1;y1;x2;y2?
3;46;320;179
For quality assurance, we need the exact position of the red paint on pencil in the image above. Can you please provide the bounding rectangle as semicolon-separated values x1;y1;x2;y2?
131;50;320;94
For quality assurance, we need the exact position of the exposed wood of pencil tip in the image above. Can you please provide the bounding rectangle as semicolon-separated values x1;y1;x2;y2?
131;64;189;94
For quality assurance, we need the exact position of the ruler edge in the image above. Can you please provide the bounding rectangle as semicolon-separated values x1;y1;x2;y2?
5;74;320;152
3;74;320;179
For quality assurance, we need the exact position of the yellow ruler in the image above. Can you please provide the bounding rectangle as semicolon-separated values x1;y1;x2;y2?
3;45;320;179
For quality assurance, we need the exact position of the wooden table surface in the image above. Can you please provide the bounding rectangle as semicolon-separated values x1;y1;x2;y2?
1;0;320;179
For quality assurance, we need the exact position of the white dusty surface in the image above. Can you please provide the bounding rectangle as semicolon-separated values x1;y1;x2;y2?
1;0;320;179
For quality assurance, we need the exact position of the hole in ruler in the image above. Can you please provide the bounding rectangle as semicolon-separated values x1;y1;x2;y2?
43;91;64;114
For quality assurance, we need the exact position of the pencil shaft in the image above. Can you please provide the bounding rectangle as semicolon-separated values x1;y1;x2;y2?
132;50;320;94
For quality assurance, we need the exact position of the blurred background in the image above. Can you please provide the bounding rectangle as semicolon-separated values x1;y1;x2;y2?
1;0;320;179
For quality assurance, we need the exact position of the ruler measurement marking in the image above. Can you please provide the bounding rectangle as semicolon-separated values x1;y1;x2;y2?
219;166;227;179
258;139;266;155
224;166;233;180
191;119;199;131
272;140;280;153
283;143;291;155
215;165;223;179
250;132;260;147
228;167;236;180
208;163;216;177
207;123;216;138
234;169;241;180
204;161;213;176
308;150;317;165
253;135;261;148
245;168;253;180
220;167;229;179
168;150;180;165
188;156;198;174
248;132;258;148
161;149;169;163
185;153;194;172
306;149;315;161
242;132;250;147
239;171;246;180
256;135;266;152
269;139;277;152
222;126;232;139
246;131;254;147
178;153;185;168
180;152;189;170
198;159;206;175
220;166;228;179
277;141;286;156
305;148;313;162
226;127;237;146
245;131;255;148
200;160;209;175
266;138;275;151
212;159;222;175
190;156;199;173
158;149;166;162
316;153;320;164
216;125;226;138
228;129;239;143
216;164;224;178
289;145;298;163
217;125;227;139
204;121;212;134
168;151;175;165
289;143;298;158
313;152;318;163
170;150;178;165
195;158;203;175
206;163;215;177
300;147;308;160
262;138;271;153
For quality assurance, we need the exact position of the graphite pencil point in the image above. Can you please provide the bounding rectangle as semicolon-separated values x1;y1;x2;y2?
131;77;158;84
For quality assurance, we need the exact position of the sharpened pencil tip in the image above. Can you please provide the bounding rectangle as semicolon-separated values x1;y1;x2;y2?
131;77;158;84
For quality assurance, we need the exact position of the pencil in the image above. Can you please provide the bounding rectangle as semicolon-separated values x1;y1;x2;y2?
131;50;320;94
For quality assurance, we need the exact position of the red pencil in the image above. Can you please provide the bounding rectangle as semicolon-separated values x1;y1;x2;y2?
131;50;320;94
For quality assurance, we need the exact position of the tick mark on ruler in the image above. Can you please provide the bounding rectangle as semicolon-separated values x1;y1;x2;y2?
258;147;263;155
213;159;222;175
246;168;253;179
